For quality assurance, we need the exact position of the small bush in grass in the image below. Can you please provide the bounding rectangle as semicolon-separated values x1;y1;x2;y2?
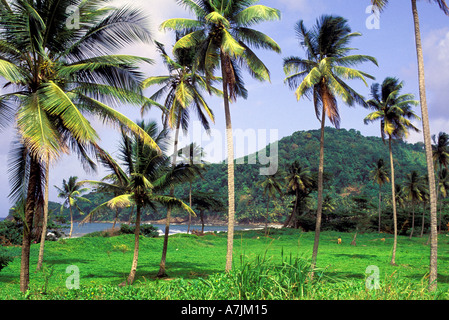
0;249;14;272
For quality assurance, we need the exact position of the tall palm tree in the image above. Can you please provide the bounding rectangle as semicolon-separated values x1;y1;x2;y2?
403;170;424;238
141;40;216;277
372;0;449;292
0;0;159;292
160;0;281;271
283;161;313;228
257;172;283;235
283;15;377;269
432;132;449;231
178;142;207;233
82;120;196;285
364;77;420;265
54;176;90;238
371;158;390;233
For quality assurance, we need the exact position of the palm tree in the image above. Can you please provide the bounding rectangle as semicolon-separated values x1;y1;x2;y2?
0;0;159;292
420;175;430;238
372;0;449;292
371;158;390;233
283;15;377;269
178;143;207;233
403;171;424;238
432;132;449;231
257;172;283;235
190;191;225;233
283;161;313;228
364;77;420;265
438;168;449;231
82;121;196;285
54;176;90;238
160;0;281;271
141;41;216;277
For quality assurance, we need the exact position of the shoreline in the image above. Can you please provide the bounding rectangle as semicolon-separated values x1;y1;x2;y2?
74;219;284;229
63;220;283;239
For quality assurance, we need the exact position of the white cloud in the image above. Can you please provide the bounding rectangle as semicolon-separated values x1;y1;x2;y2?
276;0;324;14
422;28;449;121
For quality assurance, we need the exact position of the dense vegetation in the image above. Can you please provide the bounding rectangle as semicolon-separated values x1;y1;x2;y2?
35;127;441;236
1;0;448;296
1;229;448;300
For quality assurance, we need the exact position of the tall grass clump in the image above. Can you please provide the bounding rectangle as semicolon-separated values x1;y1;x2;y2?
204;251;322;300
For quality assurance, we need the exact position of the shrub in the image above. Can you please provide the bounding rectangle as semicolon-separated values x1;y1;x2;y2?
0;219;23;245
119;224;159;238
0;249;13;272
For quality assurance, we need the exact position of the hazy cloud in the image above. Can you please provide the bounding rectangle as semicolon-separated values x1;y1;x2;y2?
422;28;449;121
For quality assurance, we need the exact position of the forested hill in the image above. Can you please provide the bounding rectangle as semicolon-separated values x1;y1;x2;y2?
276;127;426;190
40;127;427;222
183;127;427;221
201;127;426;194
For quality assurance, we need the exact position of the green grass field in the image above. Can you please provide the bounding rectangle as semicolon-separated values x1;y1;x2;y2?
1;229;448;300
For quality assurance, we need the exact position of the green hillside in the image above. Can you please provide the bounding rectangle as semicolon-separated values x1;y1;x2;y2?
47;127;433;231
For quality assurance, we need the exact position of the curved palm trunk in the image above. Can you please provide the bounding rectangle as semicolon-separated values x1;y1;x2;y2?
112;208;119;229
20;159;40;293
187;182;192;233
283;189;298;228
411;0;438;290
311;110;326;271
121;203;141;286
389;137;398;265
221;52;236;273
157;116;181;278
37;158;50;271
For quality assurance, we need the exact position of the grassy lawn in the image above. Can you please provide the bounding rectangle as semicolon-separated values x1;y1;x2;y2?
1;229;448;299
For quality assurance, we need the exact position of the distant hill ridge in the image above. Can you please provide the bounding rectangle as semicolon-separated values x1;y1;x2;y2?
11;127;426;222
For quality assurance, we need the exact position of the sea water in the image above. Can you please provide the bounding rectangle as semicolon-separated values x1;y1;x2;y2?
63;222;262;238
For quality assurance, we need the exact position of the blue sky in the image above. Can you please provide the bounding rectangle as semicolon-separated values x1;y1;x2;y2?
1;0;449;217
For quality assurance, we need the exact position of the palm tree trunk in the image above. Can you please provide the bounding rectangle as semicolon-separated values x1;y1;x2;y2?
221;51;236;273
411;0;438;291
69;204;74;238
311;110;326;270
157;115;181;278
378;185;382;233
112;208;119;229
128;205;134;225
265;196;269;236
389;137;398;266
283;189;298;228
20;159;40;293
37;157;50;271
200;210;205;234
121;203;141;286
410;201;415;239
421;202;426;237
187;182;192;233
